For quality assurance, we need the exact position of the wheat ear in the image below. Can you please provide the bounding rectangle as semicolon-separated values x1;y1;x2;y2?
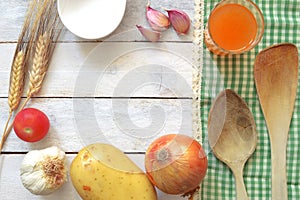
0;0;38;151
8;51;25;112
28;33;50;96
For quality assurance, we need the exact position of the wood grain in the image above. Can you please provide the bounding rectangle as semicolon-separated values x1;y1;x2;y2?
254;43;298;200
1;98;192;153
0;42;193;98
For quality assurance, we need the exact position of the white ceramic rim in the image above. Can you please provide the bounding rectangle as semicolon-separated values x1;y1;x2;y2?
57;0;127;39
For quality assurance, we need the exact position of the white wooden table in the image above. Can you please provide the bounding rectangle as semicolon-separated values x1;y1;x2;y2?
0;0;195;199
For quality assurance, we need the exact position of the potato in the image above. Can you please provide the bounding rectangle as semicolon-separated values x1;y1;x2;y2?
70;143;157;200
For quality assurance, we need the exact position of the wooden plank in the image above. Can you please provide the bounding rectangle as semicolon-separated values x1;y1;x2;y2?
0;0;193;42
0;98;192;152
0;42;193;98
0;154;188;200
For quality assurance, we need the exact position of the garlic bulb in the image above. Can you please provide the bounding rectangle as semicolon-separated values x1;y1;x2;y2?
20;146;67;195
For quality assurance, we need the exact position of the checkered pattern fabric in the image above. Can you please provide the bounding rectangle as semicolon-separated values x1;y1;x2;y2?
199;0;300;199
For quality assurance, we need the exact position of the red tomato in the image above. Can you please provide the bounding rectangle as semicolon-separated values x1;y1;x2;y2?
13;108;50;142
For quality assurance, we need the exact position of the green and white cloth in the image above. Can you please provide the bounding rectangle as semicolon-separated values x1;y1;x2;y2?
199;0;300;199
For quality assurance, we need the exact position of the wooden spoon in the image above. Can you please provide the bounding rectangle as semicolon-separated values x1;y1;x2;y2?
208;89;257;200
254;43;298;200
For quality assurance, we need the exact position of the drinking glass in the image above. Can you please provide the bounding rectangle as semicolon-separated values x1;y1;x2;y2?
204;0;264;55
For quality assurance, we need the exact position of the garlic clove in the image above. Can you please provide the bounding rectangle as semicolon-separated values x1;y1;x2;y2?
136;25;161;42
146;2;170;31
166;9;191;35
20;146;67;195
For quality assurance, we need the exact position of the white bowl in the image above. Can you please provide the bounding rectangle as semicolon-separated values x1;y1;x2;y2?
57;0;127;39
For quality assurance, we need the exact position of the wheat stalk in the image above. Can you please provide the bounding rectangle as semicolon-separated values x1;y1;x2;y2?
0;51;26;150
0;0;62;151
0;0;36;150
24;0;62;101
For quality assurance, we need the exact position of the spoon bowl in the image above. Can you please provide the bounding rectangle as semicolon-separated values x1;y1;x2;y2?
208;89;257;200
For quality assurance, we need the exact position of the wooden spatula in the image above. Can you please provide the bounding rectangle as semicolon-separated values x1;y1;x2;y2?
254;43;298;200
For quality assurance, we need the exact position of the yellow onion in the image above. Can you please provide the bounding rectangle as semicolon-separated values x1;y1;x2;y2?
145;134;208;196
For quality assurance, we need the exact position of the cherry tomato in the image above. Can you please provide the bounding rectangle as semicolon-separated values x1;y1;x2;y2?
13;108;50;142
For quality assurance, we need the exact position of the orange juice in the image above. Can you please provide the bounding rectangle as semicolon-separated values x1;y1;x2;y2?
208;3;258;51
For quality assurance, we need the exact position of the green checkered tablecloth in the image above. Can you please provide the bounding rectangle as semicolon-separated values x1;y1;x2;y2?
199;0;300;199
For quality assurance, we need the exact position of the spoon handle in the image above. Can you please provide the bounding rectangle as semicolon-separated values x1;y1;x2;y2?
230;162;249;200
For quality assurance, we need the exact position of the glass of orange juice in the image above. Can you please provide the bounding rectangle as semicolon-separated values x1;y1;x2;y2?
205;0;264;55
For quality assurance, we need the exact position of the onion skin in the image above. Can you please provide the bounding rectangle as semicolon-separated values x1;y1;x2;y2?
145;134;208;195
